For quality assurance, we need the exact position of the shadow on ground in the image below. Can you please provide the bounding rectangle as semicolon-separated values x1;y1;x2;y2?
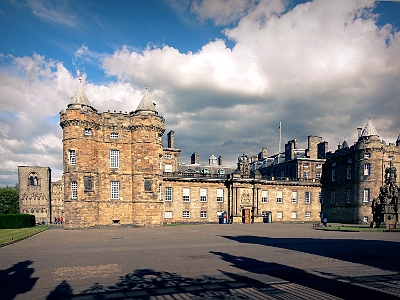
0;260;38;300
211;251;400;299
47;268;258;299
47;248;400;299
219;235;400;272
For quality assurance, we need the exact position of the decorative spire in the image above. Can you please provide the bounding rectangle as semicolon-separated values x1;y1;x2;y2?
342;136;349;148
135;84;157;114
360;115;378;138
68;78;92;108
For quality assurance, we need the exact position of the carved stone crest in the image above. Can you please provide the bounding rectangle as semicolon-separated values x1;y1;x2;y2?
240;190;252;206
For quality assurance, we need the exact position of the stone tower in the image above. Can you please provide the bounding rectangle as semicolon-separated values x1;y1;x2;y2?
18;166;52;224
60;81;165;229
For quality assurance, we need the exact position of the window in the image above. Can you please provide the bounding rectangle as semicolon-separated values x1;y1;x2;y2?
347;158;352;163
183;188;190;202
364;164;370;176
319;192;324;204
69;150;76;166
110;132;118;139
316;172;321;179
200;211;207;218
347;166;351;179
183;211;190;218
304;172;309;179
217;189;224;202
144;179;152;191
316;164;322;169
164;164;172;173
200;188;207;202
277;211;283;219
110;150;119;168
303;163;309;169
29;174;38;186
84;128;92;136
164;154;172;159
364;153;370;159
165;211;172;219
84;176;93;191
261;190;268;203
276;190;283;203
280;170;285;177
332;162;336;166
291;191;297;203
291;211;297;219
305;212;311;219
332;169;336;181
71;181;77;199
363;216;369;223
111;181;119;199
363;189;370;202
165;187;172;201
305;191;311;204
330;191;336;204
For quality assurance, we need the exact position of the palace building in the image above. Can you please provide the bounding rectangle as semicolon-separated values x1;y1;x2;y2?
18;82;399;228
320;118;400;224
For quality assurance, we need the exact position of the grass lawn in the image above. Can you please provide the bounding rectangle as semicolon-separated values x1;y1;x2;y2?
0;225;50;246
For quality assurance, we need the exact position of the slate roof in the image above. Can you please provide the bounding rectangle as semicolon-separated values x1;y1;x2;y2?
135;84;157;113
68;80;92;107
360;116;379;137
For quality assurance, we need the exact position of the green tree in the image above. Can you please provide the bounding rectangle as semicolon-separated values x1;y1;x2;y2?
0;185;19;214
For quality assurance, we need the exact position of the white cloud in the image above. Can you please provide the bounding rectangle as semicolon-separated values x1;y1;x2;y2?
0;51;152;185
26;0;76;27
1;0;400;185
102;0;400;163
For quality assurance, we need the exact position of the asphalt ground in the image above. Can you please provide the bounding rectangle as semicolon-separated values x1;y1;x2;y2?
0;223;399;300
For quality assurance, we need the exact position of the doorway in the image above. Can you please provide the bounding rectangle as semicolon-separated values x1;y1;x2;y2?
242;209;251;224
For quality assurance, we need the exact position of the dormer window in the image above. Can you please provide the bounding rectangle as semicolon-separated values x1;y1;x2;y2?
85;128;92;136
110;132;118;139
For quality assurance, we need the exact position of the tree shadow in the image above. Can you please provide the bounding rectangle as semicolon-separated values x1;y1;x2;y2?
210;251;400;299
0;260;38;300
219;235;400;272
48;268;269;299
47;280;74;300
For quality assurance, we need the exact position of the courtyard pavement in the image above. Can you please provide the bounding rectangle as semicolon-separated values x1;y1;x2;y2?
0;223;400;299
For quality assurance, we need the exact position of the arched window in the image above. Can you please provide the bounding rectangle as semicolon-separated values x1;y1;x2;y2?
28;172;39;186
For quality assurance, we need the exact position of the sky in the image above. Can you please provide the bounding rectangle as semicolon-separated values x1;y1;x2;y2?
1;0;400;186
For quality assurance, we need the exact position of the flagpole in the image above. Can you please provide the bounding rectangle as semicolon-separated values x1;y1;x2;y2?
279;121;282;155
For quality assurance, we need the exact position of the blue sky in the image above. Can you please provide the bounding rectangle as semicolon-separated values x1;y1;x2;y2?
1;0;400;186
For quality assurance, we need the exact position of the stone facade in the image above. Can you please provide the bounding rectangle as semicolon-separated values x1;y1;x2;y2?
60;84;165;229
321;119;400;224
51;180;64;222
29;84;400;228
18;166;52;224
255;135;328;180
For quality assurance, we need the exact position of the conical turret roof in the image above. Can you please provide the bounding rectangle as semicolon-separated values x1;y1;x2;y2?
68;79;92;108
360;116;378;138
135;84;157;114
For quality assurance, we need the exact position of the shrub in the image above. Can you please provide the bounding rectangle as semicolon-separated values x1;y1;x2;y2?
0;214;35;229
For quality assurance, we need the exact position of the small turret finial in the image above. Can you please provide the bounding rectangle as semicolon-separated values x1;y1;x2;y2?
145;83;148;89
79;77;82;84
368;114;371;120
